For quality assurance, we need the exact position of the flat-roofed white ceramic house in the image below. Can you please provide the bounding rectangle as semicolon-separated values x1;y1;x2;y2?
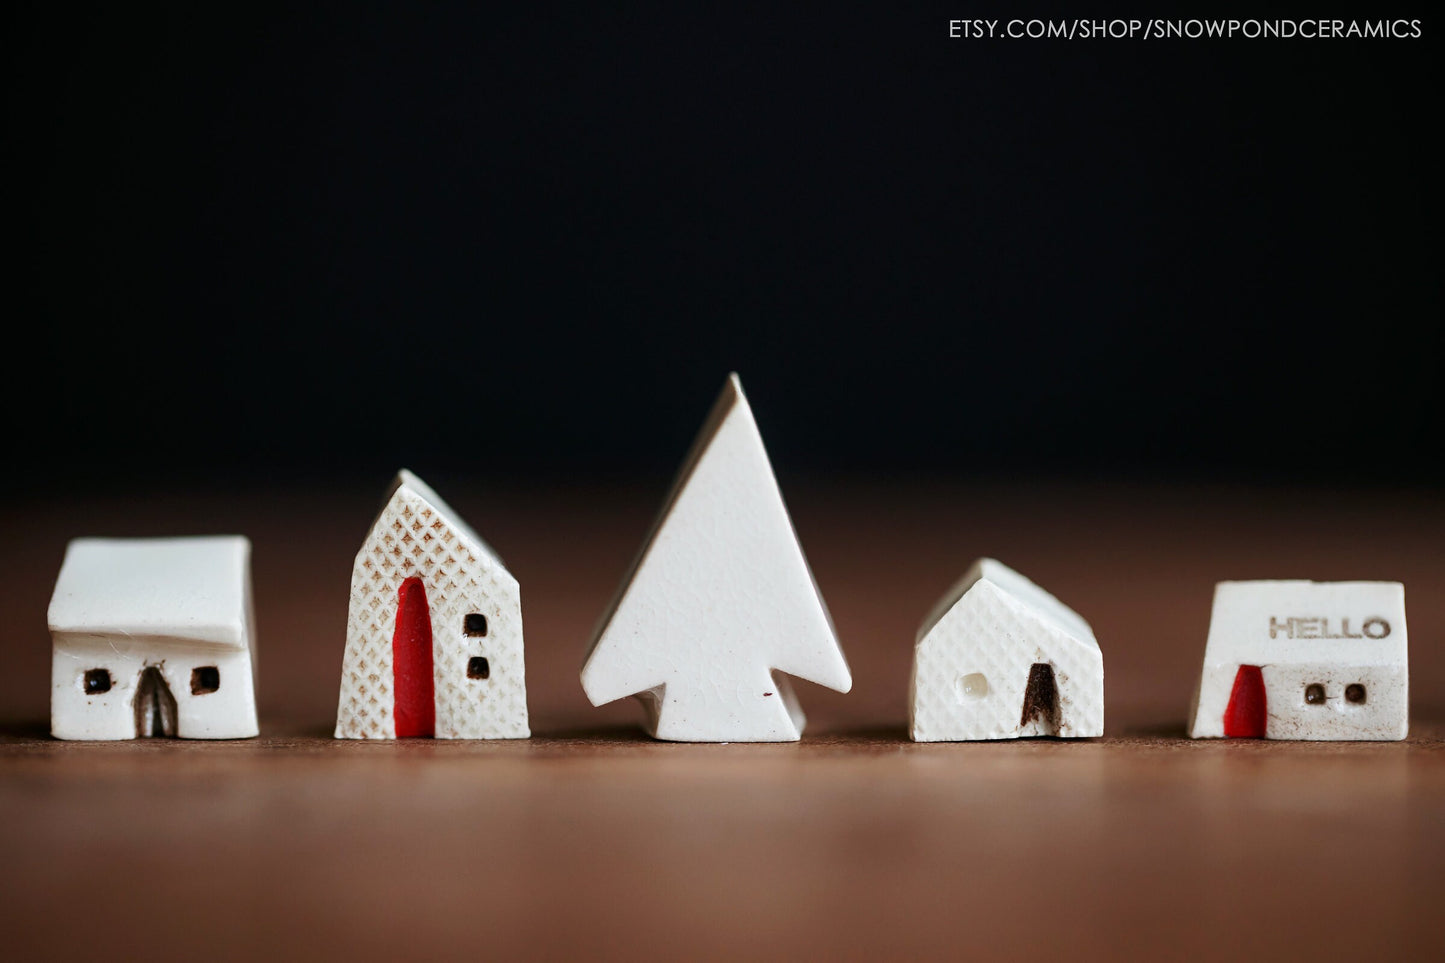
1187;580;1408;740
910;558;1103;741
336;470;528;739
48;536;259;740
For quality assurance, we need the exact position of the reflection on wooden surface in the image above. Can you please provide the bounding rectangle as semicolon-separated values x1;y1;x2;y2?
2;482;1442;960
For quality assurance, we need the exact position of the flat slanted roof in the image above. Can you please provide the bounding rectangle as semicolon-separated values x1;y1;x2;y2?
48;536;251;649
1203;579;1407;668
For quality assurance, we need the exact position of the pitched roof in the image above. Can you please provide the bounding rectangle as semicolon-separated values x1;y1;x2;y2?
373;469;504;569
48;536;252;648
917;557;1097;649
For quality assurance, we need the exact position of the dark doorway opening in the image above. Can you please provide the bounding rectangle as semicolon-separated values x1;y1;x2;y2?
1020;663;1061;735
134;666;178;737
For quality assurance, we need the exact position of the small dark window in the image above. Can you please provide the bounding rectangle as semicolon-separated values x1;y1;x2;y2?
83;669;112;695
467;657;490;680
1305;683;1326;705
1345;683;1366;705
191;666;221;695
464;613;488;637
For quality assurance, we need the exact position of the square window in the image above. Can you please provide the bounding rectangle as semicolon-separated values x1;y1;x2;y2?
464;613;488;637
83;669;112;695
191;666;221;695
468;657;490;680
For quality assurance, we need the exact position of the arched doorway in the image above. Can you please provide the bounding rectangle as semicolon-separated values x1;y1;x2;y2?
393;576;435;737
134;665;178;737
1020;662;1061;736
1223;665;1267;737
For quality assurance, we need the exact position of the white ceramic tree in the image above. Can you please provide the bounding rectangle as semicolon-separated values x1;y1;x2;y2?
581;374;851;741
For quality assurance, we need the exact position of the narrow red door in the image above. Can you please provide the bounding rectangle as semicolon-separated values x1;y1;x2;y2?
1222;664;1266;738
392;576;435;737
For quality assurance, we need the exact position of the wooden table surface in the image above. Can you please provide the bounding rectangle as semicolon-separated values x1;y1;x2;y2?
2;480;1442;961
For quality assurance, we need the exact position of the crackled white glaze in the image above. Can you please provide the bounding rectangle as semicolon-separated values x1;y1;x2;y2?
49;536;259;740
580;374;851;741
336;470;529;739
1188;580;1408;740
910;558;1103;741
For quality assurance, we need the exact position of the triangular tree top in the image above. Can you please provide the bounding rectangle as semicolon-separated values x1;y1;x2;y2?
581;374;851;741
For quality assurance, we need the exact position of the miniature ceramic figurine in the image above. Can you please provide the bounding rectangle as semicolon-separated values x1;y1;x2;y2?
580;374;851;741
1188;580;1407;740
909;558;1104;741
48;536;259;740
335;470;528;739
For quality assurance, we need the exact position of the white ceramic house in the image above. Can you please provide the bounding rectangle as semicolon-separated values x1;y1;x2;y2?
336;470;528;739
48;536;259;740
1188;580;1408;740
910;558;1104;741
581;374;852;741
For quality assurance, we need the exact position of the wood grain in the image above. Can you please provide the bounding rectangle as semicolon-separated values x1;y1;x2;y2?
2;480;1442;961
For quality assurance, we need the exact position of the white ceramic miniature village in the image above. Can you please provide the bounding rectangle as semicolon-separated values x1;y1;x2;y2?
1188;580;1408;741
909;558;1104;741
580;373;852;741
48;536;259;740
336;470;529;739
39;377;1416;745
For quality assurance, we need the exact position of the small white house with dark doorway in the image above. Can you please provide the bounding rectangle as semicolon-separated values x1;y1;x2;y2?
48;536;259;740
335;470;529;739
910;558;1104;741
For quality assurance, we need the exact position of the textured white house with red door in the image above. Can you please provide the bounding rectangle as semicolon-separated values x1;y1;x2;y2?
335;470;528;739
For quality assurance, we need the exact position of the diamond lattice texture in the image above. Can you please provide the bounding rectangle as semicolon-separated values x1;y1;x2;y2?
336;484;528;739
910;576;1103;741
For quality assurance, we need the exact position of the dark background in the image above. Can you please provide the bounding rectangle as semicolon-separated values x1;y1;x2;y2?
8;4;1437;495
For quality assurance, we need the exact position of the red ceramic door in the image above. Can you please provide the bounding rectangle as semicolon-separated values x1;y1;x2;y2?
392;576;435;737
1222;664;1266;738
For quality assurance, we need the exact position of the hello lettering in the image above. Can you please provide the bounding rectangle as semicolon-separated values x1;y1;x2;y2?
1268;616;1391;640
